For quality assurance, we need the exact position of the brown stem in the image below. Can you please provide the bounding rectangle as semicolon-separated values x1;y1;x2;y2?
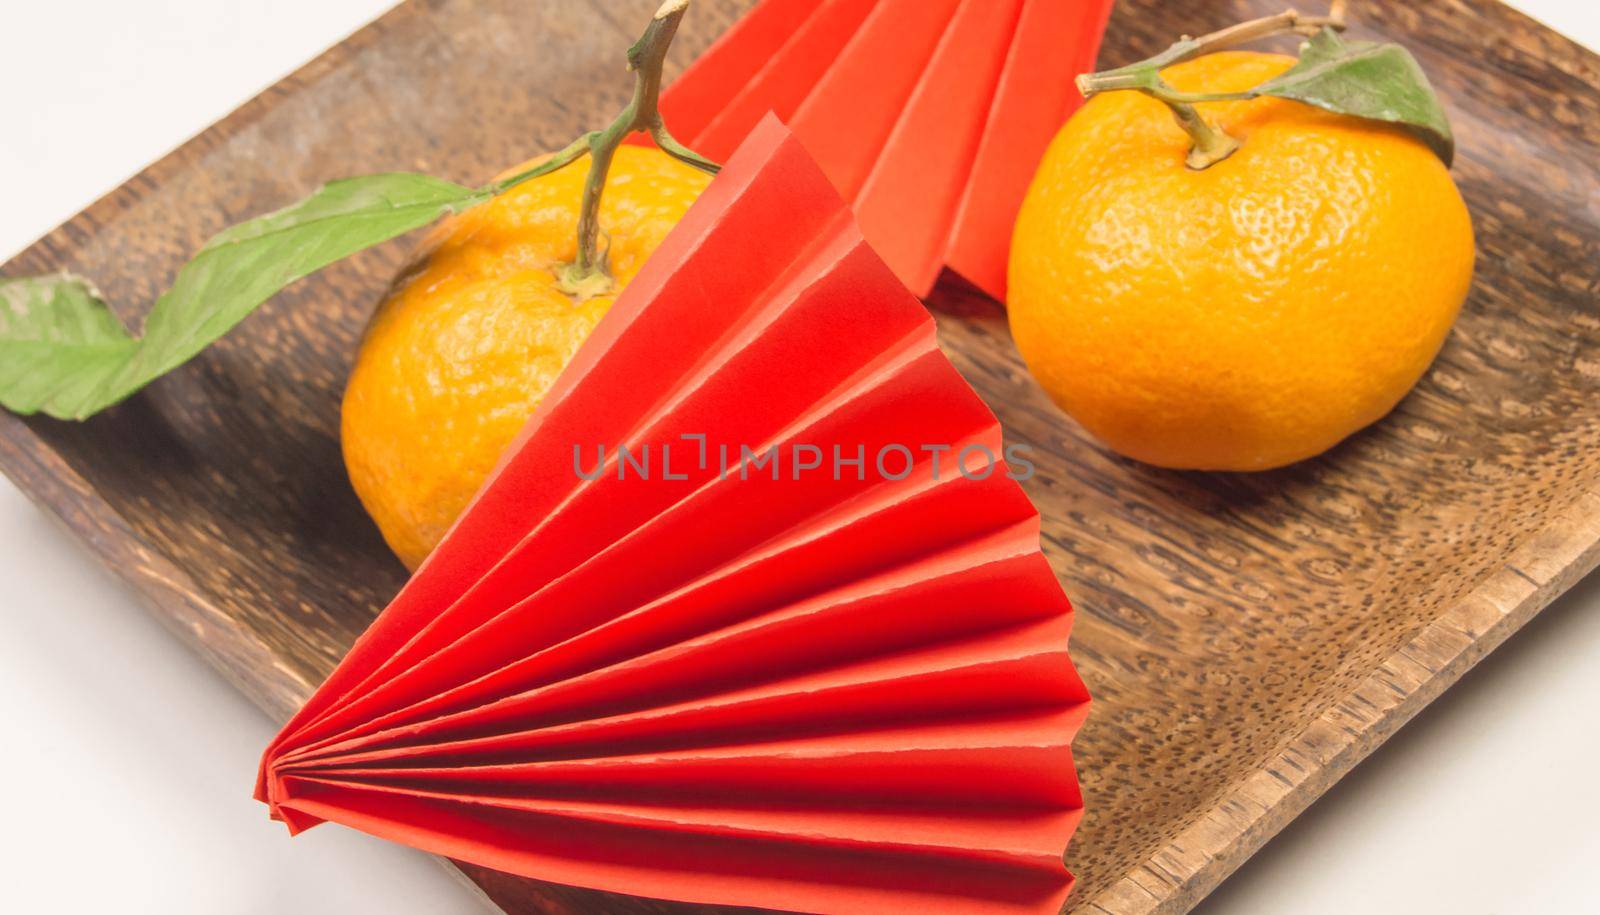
1171;4;1347;63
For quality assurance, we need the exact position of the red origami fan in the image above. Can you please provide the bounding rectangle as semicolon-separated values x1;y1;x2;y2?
651;0;1114;299
259;117;1089;914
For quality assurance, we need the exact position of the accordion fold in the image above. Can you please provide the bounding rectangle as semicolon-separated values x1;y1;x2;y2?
259;116;1089;915
653;0;1114;299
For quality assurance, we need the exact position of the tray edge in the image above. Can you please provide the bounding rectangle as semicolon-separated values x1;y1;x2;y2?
1081;488;1600;915
0;414;314;722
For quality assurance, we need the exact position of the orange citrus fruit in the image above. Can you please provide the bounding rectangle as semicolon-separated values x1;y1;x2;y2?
342;145;711;569
1008;51;1474;471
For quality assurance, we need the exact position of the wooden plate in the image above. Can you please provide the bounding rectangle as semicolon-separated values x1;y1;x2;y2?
3;1;1597;912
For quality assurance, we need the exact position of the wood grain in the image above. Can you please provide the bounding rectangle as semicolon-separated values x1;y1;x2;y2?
2;1;1597;913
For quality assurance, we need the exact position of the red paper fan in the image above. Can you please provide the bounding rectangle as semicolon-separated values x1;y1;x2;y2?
651;0;1114;299
259;116;1089;915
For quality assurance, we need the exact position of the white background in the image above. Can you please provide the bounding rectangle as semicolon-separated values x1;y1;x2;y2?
1;2;1597;913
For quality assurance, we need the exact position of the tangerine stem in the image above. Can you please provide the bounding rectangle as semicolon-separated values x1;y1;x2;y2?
554;0;719;300
487;132;598;194
1076;3;1347;170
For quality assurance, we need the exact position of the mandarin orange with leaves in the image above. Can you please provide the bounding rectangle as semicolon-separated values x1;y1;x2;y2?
1009;47;1474;471
342;147;710;569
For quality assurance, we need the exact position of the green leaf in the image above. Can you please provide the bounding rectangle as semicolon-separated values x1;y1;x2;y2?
1;173;489;421
0;274;137;416
1256;27;1454;165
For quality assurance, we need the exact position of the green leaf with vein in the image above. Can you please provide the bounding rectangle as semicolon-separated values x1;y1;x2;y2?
1;173;489;420
0;274;136;415
1257;27;1454;165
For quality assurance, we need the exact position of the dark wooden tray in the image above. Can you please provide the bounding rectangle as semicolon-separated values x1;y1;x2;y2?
3;0;1598;912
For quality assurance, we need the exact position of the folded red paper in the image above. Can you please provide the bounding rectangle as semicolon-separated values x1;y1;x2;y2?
649;0;1114;300
259;116;1089;915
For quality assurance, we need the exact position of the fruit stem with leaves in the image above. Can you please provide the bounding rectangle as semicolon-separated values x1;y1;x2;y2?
540;0;720;300
485;0;718;264
1077;3;1349;169
0;0;718;421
